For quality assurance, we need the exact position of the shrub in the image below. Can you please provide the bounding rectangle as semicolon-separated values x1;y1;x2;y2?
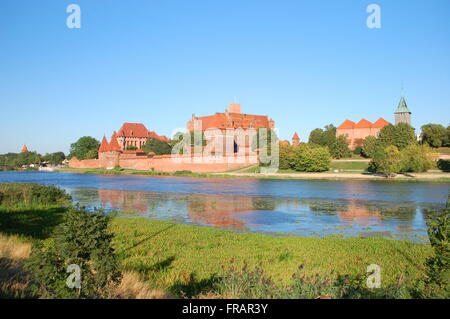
399;144;435;173
330;135;352;159
413;195;450;298
369;145;401;177
362;136;379;158
437;160;450;172
0;183;70;207
290;144;331;172
279;144;294;170
26;206;122;298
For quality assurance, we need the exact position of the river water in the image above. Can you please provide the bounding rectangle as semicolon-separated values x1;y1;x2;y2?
1;171;449;242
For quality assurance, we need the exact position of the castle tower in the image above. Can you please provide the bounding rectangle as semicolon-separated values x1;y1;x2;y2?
292;132;300;146
21;144;29;153
394;96;412;125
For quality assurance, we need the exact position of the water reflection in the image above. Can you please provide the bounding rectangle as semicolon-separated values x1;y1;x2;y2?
68;187;434;242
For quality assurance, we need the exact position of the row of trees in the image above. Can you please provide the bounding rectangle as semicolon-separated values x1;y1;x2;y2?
308;124;352;159
0;151;66;167
420;123;450;148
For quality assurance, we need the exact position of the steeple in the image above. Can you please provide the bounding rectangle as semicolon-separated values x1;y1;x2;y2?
98;136;110;153
394;96;412;125
21;144;29;153
292;132;300;146
109;132;122;152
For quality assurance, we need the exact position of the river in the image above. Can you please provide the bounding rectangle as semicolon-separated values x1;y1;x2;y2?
1;171;449;242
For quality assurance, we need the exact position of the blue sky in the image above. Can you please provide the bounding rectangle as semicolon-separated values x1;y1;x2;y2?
0;0;449;154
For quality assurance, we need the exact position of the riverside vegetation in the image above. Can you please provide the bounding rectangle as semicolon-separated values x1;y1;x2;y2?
0;183;448;299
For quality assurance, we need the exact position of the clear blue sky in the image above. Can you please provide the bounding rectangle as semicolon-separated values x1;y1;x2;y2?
1;0;449;154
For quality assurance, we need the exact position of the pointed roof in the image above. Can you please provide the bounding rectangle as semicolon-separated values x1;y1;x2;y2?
337;120;356;129
109;132;122;152
355;118;373;128
21;144;28;153
98;136;110;153
395;96;411;114
292;132;300;140
372;117;390;128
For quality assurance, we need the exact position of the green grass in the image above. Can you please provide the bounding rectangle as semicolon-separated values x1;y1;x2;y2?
110;218;432;294
438;147;450;155
330;161;369;171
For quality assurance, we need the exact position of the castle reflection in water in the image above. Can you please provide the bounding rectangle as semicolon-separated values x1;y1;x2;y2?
66;187;427;242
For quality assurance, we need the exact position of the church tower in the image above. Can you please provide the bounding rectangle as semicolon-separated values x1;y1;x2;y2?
394;96;412;125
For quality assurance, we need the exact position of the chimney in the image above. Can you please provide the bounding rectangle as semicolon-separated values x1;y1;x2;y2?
228;103;241;114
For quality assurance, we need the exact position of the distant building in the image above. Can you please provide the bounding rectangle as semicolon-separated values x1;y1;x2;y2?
186;103;275;155
336;118;390;150
115;123;170;150
21;144;28;153
394;96;412;125
292;132;300;146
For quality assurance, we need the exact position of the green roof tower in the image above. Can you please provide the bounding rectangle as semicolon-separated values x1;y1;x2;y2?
394;96;411;125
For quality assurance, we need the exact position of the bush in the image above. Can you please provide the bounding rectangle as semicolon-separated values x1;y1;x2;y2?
290;144;331;172
437;160;450;172
0;183;71;207
143;138;172;155
330;135;352;159
413;196;450;298
279;144;294;170
361;136;379;158
26;206;122;298
399;144;435;173
368;145;401;177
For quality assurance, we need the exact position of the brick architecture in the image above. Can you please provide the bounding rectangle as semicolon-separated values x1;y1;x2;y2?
336;96;412;150
336;118;390;150
115;123;169;150
292;132;300;146
187;103;275;156
21;145;28;153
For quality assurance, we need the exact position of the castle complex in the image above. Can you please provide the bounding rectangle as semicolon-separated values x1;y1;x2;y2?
336;96;412;149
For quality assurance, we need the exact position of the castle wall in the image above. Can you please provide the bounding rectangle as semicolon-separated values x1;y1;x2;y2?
70;153;257;173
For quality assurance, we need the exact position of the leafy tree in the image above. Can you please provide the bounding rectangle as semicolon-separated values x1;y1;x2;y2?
15;151;41;166
447;125;450;147
308;128;324;145
68;136;100;160
399;144;435;173
26;206;122;298
420;124;448;148
378;123;416;150
320;124;337;148
330;135;352;159
142;138;172;155
361;136;379;158
369;145;402;177
42;152;66;165
414;196;450;298
279;143;294;170
125;145;138;151
290;144;331;172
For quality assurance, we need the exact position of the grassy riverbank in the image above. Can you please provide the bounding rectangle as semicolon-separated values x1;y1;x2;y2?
56;166;450;181
1;183;447;299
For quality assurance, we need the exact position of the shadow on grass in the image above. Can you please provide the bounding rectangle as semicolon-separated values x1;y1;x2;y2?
0;206;66;240
128;224;177;250
169;272;220;298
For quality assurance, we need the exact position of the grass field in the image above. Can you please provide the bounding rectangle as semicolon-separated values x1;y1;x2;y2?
1;183;445;298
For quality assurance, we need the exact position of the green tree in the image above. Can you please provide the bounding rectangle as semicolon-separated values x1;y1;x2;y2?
361;135;379;158
26;206;122;298
308;128;324;145
142;138;172;155
15;151;41;166
378;123;416;150
42;152;66;165
420;124;448;148
68;136;100;160
369;145;402;177
399;144;435;173
320;124;337;149
330;135;352;159
279;143;294;170
290;144;331;172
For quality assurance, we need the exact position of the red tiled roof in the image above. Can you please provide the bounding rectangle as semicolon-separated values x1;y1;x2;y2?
192;112;271;131
372;117;390;128
98;136;110;153
21;144;28;153
354;119;373;128
117;123;150;138
116;123;170;143
109;133;121;152
337;120;356;129
292;132;299;140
